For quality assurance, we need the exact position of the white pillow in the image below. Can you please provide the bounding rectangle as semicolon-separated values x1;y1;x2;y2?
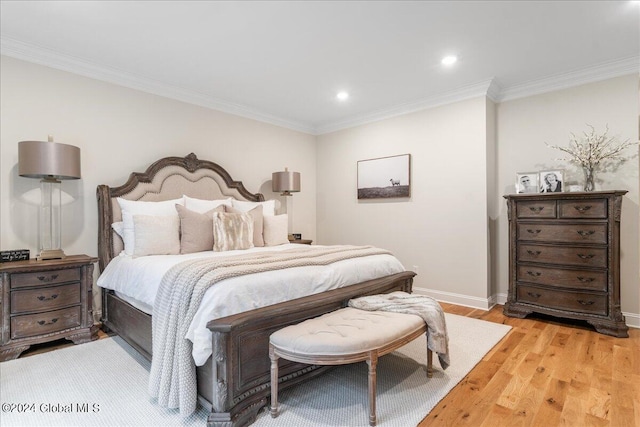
111;221;124;238
263;214;289;246
117;197;184;255
132;215;180;258
183;196;233;214
231;199;276;216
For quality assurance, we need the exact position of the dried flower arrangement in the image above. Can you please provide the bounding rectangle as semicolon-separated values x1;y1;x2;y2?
546;125;639;191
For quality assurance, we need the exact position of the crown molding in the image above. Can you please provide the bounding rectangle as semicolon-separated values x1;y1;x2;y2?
497;56;640;102
0;37;316;135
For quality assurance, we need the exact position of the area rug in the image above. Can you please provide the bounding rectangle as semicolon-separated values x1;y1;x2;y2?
0;313;510;427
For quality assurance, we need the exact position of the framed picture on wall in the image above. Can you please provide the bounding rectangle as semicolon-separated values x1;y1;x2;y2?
539;170;564;193
515;172;539;194
357;154;411;199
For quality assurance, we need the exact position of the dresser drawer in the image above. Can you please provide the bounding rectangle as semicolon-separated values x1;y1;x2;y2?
517;285;607;315
518;244;607;268
516;200;557;218
516;265;606;291
10;268;81;289
10;306;81;339
559;199;607;219
10;283;81;314
517;223;607;244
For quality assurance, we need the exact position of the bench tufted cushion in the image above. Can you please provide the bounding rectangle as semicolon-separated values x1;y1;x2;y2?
270;307;424;356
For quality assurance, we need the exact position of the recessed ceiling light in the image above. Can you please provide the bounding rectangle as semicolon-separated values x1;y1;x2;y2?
441;55;457;66
336;91;349;101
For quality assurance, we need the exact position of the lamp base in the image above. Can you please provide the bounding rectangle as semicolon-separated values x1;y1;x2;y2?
37;249;66;261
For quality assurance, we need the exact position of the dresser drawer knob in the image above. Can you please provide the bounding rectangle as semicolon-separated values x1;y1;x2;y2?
37;294;59;301
577;254;595;260
37;274;59;283
526;229;542;235
528;206;545;214
526;271;542;277
576;230;595;237
37;318;59;326
527;292;541;298
573;205;592;213
526;250;542;256
577;276;595;283
577;300;595;306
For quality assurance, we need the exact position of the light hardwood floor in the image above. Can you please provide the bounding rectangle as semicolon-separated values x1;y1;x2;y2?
420;303;640;427
18;303;640;426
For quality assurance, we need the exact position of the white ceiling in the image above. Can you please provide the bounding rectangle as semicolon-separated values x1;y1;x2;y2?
1;1;638;134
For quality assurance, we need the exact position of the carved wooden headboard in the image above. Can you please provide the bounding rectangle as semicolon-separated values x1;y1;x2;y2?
96;153;264;272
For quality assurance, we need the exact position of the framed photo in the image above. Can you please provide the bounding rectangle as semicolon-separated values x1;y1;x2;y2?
515;172;539;194
357;154;411;199
539;170;564;193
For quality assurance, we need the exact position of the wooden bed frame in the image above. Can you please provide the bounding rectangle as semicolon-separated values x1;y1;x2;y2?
96;153;415;427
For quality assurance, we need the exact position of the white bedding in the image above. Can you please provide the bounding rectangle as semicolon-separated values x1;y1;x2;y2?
97;244;405;366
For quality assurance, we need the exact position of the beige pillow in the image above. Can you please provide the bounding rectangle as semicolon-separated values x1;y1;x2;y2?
212;212;254;252
132;214;180;257
226;205;264;247
176;204;224;254
263;214;289;246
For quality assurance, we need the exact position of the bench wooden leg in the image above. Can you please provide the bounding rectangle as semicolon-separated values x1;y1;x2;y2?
427;349;433;378
367;351;378;426
269;345;279;418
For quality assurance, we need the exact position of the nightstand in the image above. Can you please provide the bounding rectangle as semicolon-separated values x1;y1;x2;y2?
290;239;313;245
0;255;99;361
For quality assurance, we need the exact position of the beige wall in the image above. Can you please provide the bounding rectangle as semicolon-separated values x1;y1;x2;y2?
317;97;493;307
0;56;317;314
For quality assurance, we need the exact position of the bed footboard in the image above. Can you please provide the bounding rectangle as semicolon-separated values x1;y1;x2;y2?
203;271;415;427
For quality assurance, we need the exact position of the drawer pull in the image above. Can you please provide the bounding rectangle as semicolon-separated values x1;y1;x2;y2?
577;254;595;260
573;205;592;213
526;250;542;256
37;274;59;283
576;230;595;237
526;271;542;277
37;318;59;326
37;294;59;301
526;229;542;235
528;206;545;214
527;292;541;298
577;276;595;283
577;300;595;306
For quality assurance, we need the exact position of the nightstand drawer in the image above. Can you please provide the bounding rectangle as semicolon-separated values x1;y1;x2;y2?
517;285;607;315
11;268;80;289
517;223;607;244
10;283;81;314
559;199;607;219
516;200;557;218
517;265;607;291
11;306;81;339
518;244;607;268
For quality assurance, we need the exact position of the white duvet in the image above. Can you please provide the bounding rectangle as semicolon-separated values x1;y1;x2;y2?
96;244;405;366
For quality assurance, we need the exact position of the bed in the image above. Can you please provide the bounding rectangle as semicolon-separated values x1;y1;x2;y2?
96;153;416;427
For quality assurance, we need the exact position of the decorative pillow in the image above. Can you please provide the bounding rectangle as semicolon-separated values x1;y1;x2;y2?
225;205;264;247
176;204;224;254
132;214;180;258
212;212;254;252
231;199;277;216
183;196;233;214
263;214;289;246
117;197;184;255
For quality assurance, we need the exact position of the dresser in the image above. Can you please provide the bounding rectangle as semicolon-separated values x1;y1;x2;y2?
0;255;99;361
503;191;628;337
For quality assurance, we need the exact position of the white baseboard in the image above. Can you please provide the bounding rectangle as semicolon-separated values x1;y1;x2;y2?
414;287;640;329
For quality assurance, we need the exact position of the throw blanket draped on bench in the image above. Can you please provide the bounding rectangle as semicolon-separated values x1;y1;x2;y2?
349;291;450;369
148;245;392;416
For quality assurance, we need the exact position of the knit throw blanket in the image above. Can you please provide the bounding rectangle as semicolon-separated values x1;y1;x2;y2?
148;245;392;416
349;291;450;370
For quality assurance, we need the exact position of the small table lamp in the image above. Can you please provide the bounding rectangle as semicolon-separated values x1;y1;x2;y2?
272;168;300;239
19;136;81;260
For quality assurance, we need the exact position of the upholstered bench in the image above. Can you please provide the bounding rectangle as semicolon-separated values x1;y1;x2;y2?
269;307;432;426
